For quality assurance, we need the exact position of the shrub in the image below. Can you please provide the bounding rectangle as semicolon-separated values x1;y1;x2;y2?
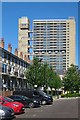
61;93;80;98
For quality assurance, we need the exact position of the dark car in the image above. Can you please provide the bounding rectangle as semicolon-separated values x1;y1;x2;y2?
33;90;53;105
13;89;53;105
8;95;41;108
0;105;15;120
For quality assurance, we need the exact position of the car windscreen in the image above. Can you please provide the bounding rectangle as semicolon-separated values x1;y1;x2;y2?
4;97;14;102
21;96;29;100
39;91;48;97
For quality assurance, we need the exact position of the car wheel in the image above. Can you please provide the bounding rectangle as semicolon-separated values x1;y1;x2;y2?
28;102;34;108
42;100;46;105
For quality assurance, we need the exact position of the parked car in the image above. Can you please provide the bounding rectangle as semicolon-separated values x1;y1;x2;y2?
13;89;53;105
0;96;25;114
8;95;41;108
32;90;53;105
0;104;15;120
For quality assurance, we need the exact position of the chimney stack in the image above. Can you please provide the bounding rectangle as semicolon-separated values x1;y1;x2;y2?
24;54;27;61
27;56;30;63
14;48;18;56
8;44;12;52
20;52;23;59
0;38;4;48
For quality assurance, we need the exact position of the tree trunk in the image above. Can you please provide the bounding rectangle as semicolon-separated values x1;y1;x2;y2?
55;88;57;96
51;88;53;96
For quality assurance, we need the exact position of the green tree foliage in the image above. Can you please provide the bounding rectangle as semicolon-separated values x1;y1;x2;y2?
25;57;62;92
47;70;62;95
63;64;80;93
25;57;44;87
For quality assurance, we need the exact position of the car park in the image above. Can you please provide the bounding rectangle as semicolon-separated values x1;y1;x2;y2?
8;95;41;108
0;104;15;120
0;96;25;114
13;89;53;105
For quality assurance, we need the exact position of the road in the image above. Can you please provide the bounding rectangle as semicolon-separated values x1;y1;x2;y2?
14;97;80;119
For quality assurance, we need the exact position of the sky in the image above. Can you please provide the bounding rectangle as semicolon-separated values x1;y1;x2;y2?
2;2;78;65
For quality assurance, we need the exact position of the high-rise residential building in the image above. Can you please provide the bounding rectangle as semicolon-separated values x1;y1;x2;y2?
33;17;76;75
18;17;30;62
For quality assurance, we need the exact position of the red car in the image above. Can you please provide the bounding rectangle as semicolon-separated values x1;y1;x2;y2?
0;96;25;114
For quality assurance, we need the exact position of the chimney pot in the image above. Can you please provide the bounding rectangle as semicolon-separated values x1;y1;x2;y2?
14;48;18;56
0;38;4;48
24;54;27;61
8;43;12;52
20;52;23;59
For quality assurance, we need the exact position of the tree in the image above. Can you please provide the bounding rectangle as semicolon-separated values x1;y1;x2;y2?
25;57;44;87
25;57;62;95
47;71;62;96
63;64;80;93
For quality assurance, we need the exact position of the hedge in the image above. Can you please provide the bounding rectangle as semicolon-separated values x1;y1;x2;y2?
61;93;80;98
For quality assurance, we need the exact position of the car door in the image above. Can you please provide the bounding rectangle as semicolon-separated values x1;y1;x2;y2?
0;98;3;105
0;98;7;106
